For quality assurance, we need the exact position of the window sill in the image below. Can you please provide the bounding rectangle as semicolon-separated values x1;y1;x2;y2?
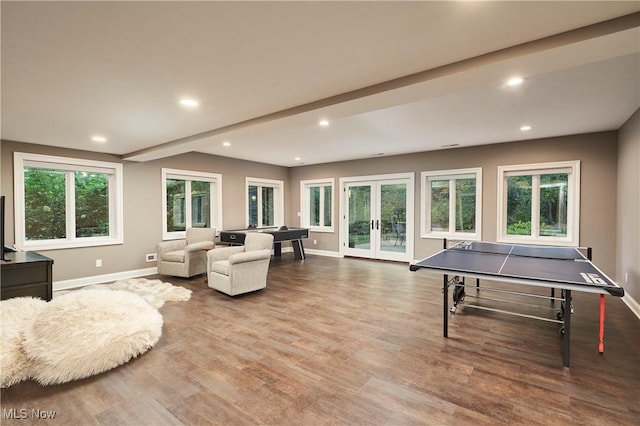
18;237;124;252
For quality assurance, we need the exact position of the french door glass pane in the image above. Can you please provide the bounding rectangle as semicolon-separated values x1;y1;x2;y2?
191;180;210;228
539;173;568;237
75;172;109;237
348;186;371;249
262;187;274;226
24;167;66;240
380;183;406;253
506;175;532;235
167;178;186;232
430;180;449;231
323;185;332;226
455;178;476;232
310;186;320;226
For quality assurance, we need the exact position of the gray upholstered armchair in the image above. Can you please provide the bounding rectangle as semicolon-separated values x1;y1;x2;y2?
207;232;274;296
156;228;216;278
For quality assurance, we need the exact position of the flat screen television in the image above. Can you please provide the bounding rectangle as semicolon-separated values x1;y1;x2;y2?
1;195;9;261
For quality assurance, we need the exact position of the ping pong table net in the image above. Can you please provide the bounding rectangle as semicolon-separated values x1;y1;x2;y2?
448;241;587;261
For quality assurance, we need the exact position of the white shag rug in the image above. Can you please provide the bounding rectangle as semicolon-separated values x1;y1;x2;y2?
0;297;48;388
57;277;192;308
24;289;163;386
1;288;165;387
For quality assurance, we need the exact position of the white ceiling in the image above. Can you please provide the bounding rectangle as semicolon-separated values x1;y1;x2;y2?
2;1;639;167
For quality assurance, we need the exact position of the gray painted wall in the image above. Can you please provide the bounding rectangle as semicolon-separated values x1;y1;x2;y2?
617;108;640;303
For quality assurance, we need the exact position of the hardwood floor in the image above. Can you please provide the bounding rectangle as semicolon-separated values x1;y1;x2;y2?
2;255;639;425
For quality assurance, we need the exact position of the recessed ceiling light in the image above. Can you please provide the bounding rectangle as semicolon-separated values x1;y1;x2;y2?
222;141;231;147
294;157;301;161
520;125;532;131
507;77;525;86
179;98;199;107
91;135;107;143
318;119;330;127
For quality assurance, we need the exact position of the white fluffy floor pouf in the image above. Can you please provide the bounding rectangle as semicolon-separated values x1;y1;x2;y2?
1;297;48;388
23;289;163;386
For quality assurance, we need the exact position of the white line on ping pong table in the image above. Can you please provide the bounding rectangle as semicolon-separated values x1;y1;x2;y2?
497;244;515;275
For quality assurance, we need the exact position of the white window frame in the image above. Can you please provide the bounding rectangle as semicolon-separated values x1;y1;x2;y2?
246;177;284;228
421;167;482;240
497;160;580;246
14;152;124;250
162;168;223;240
300;178;334;232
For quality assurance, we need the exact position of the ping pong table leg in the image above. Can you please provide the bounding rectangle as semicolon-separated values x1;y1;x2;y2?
443;274;449;338
599;294;605;354
562;290;572;367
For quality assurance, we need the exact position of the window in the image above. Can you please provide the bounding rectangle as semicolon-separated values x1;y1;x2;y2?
421;168;482;239
246;177;284;228
300;179;334;232
497;161;580;246
14;152;123;250
162;169;222;240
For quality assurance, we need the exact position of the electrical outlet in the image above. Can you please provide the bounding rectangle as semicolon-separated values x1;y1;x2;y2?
313;239;317;245
625;272;629;283
95;259;102;268
146;253;157;262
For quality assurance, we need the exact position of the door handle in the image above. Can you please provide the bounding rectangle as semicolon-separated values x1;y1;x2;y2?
371;220;374;230
376;220;380;230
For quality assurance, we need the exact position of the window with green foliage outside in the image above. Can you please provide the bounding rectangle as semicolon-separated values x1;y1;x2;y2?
422;168;481;239
498;161;579;245
162;169;220;239
301;179;333;231
246;178;283;228
506;173;569;237
24;169;111;240
15;152;123;250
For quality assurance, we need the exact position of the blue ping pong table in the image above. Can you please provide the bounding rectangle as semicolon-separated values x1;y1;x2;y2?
409;241;624;367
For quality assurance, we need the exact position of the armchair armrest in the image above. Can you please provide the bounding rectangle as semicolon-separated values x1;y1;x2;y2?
207;246;245;264
185;241;214;252
228;249;271;265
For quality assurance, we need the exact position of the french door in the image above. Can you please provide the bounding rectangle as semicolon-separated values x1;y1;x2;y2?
342;174;413;262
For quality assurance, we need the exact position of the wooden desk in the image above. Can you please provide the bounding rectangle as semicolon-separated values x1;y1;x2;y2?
1;251;54;301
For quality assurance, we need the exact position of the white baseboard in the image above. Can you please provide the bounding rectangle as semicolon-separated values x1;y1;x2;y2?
53;267;158;291
621;291;640;320
304;248;343;258
280;245;342;258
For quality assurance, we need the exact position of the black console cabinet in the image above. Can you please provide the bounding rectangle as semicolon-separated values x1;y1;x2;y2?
1;251;54;301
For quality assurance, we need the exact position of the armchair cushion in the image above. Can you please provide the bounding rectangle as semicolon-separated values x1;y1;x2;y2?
210;260;230;275
163;250;185;263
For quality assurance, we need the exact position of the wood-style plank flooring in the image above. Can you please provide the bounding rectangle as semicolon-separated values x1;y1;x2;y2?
2;255;639;425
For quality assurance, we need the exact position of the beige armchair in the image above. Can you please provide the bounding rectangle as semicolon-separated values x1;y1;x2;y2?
156;228;216;278
207;232;274;296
